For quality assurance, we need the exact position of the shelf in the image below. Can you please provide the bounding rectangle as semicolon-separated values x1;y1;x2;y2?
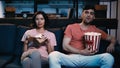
0;18;118;29
5;3;34;8
48;4;73;8
100;0;118;2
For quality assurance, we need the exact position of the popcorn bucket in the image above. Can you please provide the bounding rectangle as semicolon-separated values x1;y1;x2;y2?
84;32;101;52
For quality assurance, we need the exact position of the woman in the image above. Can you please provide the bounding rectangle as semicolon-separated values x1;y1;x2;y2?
21;11;56;68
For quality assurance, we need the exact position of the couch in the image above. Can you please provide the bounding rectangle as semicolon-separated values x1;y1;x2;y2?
0;23;119;68
0;24;29;68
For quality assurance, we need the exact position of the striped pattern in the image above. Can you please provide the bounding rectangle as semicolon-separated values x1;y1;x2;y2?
84;32;101;52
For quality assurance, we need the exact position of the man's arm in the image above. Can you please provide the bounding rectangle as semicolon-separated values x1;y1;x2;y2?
63;36;96;55
106;35;116;52
63;36;81;54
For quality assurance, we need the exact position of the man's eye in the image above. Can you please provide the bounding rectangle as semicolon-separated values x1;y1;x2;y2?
85;11;94;15
90;12;94;15
85;11;89;14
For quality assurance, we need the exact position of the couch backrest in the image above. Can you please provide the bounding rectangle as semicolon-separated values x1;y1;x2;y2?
47;28;64;52
0;24;17;55
12;26;30;64
15;26;30;56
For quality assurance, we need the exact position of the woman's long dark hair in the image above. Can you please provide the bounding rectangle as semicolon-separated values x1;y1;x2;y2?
32;11;49;29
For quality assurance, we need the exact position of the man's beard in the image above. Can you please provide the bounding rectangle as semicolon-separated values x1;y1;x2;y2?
84;21;93;25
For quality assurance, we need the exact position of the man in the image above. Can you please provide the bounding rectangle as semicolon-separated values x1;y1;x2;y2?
49;5;115;68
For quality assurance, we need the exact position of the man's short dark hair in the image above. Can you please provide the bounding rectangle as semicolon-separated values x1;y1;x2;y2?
83;5;96;11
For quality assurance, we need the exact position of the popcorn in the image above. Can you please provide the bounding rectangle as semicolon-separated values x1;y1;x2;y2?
35;34;42;38
84;32;101;52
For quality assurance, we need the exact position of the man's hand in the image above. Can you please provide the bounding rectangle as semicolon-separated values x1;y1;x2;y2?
80;47;97;56
106;35;115;53
106;44;115;53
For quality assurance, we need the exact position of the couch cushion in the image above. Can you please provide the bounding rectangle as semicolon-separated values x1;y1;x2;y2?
13;26;30;62
0;56;13;68
15;26;30;56
47;28;64;52
4;26;30;68
5;63;22;68
0;24;17;67
0;24;17;55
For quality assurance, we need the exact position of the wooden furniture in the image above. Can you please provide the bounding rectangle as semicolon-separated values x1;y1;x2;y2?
0;18;117;29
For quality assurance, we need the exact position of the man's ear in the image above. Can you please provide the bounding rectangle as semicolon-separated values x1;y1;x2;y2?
93;16;95;19
81;13;84;19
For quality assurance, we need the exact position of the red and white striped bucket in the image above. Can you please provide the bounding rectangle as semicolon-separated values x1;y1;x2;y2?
84;32;101;52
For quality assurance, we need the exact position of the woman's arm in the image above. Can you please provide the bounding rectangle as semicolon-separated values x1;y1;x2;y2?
46;39;54;54
23;40;28;52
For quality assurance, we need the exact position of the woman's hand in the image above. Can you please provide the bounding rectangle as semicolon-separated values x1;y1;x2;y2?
44;38;51;45
36;37;47;44
21;48;37;61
